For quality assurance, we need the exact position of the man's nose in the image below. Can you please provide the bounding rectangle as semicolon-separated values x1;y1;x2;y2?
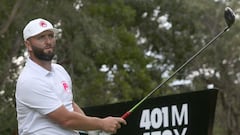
44;36;53;44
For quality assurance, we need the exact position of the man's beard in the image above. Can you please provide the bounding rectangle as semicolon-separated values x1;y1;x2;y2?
31;45;55;61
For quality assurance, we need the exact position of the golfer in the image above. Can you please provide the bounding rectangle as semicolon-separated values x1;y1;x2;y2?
15;18;126;135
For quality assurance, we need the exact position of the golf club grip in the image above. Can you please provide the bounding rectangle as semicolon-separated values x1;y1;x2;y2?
121;111;131;119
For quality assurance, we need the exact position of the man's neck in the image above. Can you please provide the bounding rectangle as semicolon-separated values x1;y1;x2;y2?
30;56;52;71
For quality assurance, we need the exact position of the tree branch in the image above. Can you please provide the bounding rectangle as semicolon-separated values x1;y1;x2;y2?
0;0;23;35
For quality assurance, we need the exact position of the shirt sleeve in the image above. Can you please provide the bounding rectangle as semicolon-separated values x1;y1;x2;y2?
17;77;63;115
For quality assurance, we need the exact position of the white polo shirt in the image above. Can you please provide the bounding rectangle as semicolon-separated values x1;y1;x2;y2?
15;58;79;135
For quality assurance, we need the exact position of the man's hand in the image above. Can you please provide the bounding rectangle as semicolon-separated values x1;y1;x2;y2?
101;117;127;134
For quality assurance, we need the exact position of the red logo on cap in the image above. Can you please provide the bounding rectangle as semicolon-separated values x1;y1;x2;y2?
39;21;47;27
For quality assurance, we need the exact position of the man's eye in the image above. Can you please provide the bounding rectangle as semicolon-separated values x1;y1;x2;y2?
48;34;54;38
37;35;45;40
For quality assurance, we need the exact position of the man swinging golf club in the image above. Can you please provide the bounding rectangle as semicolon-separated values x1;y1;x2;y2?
15;18;126;135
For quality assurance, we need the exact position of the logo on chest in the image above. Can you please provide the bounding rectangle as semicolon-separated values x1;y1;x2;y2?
61;81;70;93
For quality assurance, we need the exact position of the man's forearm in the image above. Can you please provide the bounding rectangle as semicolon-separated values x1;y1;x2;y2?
63;111;103;130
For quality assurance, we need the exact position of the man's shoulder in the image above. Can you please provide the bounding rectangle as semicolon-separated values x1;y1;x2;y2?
52;63;65;70
52;63;70;75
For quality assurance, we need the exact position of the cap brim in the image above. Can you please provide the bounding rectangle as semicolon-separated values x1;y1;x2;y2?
25;28;59;41
50;28;60;35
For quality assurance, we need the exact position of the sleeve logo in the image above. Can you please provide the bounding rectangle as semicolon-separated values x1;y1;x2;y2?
61;81;70;93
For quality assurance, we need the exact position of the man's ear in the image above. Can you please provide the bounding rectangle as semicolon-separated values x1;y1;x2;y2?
24;40;32;51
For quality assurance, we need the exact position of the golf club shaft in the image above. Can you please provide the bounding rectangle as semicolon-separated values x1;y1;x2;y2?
121;26;230;120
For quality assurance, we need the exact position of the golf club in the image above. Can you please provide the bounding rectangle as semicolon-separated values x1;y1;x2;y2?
224;7;235;28
121;7;236;120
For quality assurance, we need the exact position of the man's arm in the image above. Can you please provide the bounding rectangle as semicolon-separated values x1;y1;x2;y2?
47;104;126;134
